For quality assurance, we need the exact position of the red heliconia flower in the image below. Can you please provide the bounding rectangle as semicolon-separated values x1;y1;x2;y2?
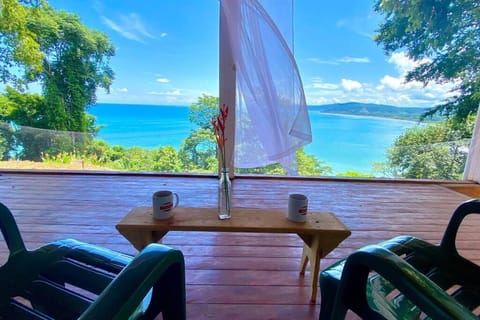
220;104;229;119
212;104;229;169
217;115;225;134
211;121;217;134
216;135;224;149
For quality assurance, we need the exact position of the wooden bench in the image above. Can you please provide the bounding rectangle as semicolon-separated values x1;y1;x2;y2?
116;206;351;303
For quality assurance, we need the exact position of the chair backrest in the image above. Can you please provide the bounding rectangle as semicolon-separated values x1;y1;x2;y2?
340;245;480;320
441;198;480;256
0;202;26;257
321;199;480;320
0;202;186;319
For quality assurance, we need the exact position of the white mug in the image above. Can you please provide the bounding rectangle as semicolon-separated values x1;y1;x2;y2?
287;193;308;222
152;190;180;220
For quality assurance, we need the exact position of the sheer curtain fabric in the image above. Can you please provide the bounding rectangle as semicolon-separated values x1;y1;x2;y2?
221;0;312;175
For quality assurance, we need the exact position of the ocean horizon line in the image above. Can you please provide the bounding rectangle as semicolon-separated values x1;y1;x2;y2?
92;101;427;109
89;103;418;174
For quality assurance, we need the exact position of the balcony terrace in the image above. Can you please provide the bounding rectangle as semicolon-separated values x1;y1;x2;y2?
0;170;479;319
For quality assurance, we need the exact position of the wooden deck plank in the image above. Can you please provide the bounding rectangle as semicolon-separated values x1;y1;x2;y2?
0;171;478;319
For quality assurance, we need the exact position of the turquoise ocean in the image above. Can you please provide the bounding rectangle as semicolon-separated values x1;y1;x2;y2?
89;103;417;174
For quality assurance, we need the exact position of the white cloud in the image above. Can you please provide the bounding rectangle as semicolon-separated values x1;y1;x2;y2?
126;13;153;38
310;78;338;90
379;75;402;90
341;79;362;91
307;58;338;65
304;54;457;107
156;78;170;83
115;87;128;92
379;75;426;91
307;56;370;65
98;84;214;106
338;56;370;63
312;82;338;90
142;87;207;105
149;89;181;96
101;13;154;43
370;53;457;105
304;53;454;107
388;52;430;76
160;33;168;38
102;17;140;42
165;90;181;96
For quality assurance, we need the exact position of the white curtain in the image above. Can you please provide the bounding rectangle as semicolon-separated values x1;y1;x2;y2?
221;0;312;175
464;104;480;182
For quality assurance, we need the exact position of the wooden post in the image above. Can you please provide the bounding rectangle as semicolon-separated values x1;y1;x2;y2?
219;1;236;179
464;104;480;182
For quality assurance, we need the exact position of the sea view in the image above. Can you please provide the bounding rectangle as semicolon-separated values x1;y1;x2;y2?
89;103;418;174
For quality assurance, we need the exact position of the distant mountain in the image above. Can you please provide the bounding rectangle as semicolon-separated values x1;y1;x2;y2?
308;102;442;122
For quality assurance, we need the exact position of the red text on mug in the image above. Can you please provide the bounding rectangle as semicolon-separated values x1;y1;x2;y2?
160;202;173;211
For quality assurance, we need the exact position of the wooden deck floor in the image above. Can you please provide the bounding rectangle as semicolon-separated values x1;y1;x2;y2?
0;171;479;319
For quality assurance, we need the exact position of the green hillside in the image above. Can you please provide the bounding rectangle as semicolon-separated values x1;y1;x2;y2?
308;102;442;122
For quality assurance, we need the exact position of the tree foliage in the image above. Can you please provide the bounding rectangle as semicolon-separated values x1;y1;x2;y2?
374;0;480;122
152;146;183;172
297;148;332;176
0;0;114;160
0;86;47;127
0;0;44;86
236;148;332;176
179;95;218;172
0;0;115;132
188;94;219;129
35;5;115;132
384;117;474;179
179;128;216;172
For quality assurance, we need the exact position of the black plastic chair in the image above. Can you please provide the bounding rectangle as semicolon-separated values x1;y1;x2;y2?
0;202;186;319
319;199;480;320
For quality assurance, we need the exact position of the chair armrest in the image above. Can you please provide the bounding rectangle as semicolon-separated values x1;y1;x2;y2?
0;202;26;256
79;243;186;320
333;245;477;320
441;199;480;255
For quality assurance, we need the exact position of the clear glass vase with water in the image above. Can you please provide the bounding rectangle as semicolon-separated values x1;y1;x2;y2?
218;168;231;220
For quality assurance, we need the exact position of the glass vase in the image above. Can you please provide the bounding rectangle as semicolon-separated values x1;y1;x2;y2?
218;168;232;220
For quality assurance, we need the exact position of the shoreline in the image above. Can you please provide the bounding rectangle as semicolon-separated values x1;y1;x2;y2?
310;111;423;124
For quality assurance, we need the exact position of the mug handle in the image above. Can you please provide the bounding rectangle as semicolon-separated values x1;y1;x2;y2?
172;193;180;208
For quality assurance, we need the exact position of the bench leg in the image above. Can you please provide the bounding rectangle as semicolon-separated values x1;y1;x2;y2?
117;230;167;251
300;236;323;303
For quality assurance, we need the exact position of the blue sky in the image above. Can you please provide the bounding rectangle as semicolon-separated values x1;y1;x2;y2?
47;0;455;108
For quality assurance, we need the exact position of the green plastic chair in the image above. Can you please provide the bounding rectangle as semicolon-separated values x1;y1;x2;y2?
319;199;480;320
0;202;186;320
